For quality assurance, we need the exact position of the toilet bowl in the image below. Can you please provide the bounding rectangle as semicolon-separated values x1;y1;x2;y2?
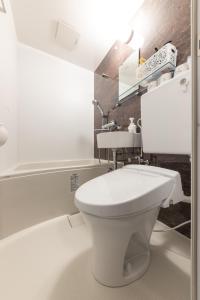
75;165;183;287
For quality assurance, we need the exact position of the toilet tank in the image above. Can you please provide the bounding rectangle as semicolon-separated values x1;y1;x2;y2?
141;70;191;155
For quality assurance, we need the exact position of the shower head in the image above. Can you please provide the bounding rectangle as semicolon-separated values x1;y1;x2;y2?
92;99;99;105
92;99;108;127
92;99;106;118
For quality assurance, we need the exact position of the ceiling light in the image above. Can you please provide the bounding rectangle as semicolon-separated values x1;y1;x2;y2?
129;31;144;49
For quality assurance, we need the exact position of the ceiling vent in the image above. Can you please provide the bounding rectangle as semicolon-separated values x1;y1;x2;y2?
55;21;80;51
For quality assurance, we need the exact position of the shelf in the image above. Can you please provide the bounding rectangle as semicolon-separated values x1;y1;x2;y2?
118;61;176;102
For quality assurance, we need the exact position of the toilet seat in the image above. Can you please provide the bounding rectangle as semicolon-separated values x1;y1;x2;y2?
75;165;183;218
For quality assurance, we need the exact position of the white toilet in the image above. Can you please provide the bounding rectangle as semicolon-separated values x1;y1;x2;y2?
75;71;191;287
75;165;184;286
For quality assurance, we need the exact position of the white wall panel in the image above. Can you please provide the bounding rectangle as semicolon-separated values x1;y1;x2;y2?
18;44;94;162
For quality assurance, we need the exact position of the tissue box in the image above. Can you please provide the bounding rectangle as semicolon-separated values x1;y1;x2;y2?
136;43;177;81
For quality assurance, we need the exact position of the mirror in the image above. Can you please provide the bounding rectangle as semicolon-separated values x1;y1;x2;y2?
118;49;140;101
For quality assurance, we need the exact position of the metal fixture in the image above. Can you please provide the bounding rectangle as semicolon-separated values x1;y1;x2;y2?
92;100;121;131
134;155;149;165
112;149;118;170
92;99;108;127
102;120;121;131
93;100;121;169
101;73;112;79
125;29;134;44
94;128;109;132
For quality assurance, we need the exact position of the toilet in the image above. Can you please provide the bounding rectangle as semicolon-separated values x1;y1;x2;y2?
75;70;191;287
75;165;184;287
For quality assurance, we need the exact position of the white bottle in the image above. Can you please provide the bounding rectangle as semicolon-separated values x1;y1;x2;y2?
128;118;136;133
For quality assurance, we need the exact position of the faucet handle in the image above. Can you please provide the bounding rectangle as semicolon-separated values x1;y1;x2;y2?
134;156;149;165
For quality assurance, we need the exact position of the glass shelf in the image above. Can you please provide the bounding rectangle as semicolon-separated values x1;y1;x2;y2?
118;61;176;102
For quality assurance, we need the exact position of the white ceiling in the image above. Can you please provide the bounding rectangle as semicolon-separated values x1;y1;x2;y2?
10;0;144;71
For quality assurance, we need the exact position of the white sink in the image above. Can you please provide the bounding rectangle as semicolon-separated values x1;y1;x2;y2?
97;131;141;149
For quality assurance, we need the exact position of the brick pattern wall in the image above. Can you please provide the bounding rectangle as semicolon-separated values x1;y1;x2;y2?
94;0;191;237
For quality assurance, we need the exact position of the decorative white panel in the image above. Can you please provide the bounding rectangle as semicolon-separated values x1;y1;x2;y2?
136;43;177;81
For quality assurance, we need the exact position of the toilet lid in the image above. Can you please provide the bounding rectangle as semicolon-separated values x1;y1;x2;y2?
75;165;182;218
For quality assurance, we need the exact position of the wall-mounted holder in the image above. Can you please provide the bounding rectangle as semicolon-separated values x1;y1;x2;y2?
136;43;177;81
0;124;8;147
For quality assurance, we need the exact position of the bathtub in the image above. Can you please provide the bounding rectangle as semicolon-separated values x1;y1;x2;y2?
0;214;190;300
0;159;110;238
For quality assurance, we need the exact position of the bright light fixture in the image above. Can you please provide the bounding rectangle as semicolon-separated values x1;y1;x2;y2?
117;24;133;43
129;31;144;49
89;0;145;45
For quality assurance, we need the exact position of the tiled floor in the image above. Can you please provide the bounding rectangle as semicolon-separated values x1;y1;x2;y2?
0;214;191;300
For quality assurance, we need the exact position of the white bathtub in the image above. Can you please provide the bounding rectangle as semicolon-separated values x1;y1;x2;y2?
0;214;190;300
0;159;110;238
1;159;110;178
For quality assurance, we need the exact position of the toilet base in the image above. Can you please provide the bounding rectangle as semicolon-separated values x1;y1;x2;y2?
93;252;151;287
82;207;159;287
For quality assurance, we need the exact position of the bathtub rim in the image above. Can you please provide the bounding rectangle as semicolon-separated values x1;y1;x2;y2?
0;159;112;180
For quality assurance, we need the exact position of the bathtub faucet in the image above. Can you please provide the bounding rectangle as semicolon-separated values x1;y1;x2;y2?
101;120;121;131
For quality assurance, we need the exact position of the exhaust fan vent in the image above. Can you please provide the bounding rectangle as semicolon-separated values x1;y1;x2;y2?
55;21;80;51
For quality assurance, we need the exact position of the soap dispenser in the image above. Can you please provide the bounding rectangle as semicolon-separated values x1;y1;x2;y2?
128;118;136;133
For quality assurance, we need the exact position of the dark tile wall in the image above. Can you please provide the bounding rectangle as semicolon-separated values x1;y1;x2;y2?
94;0;191;237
